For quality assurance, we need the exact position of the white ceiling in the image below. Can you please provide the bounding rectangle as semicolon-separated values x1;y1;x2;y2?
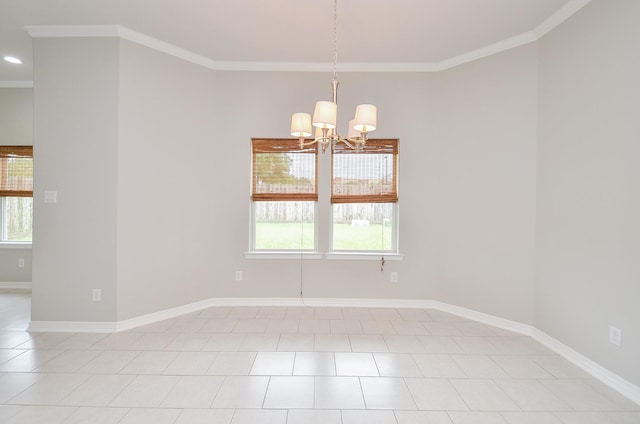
1;0;589;83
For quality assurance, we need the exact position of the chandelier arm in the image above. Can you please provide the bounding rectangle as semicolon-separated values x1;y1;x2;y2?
337;137;355;150
298;138;320;148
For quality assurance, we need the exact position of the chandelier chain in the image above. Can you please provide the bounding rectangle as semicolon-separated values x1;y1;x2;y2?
333;0;338;81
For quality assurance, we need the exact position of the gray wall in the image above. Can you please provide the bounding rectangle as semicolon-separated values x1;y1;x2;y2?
0;88;32;145
31;38;119;322
0;88;33;284
0;247;32;284
116;39;217;321
432;44;538;324
536;0;640;387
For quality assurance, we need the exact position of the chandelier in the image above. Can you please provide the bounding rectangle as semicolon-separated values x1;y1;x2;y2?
290;0;377;153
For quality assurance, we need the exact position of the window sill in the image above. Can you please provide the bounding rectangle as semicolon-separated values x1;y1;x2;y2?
244;251;323;260
0;242;32;249
325;252;404;261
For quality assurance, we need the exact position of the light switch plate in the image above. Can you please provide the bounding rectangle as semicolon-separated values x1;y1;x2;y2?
44;190;58;203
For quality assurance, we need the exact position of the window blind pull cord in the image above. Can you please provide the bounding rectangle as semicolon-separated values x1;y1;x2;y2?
299;213;306;305
381;256;385;272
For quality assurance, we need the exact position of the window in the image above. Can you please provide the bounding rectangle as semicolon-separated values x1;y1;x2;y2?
251;139;318;251
0;146;33;242
331;139;398;252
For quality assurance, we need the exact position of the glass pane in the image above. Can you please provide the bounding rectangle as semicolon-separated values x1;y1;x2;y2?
332;203;394;251
254;201;315;250
2;197;33;241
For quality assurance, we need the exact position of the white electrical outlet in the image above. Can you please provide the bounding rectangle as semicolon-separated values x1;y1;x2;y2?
92;289;102;302
235;271;242;281
390;272;399;283
18;258;25;268
609;326;622;347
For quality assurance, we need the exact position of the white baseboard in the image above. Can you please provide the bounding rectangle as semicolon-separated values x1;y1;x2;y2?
530;328;640;406
116;298;223;332
115;297;435;332
25;295;640;406
28;320;116;333
0;281;32;289
430;300;536;336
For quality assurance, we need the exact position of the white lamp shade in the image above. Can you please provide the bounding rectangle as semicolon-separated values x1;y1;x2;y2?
290;112;312;137
353;104;377;132
312;101;337;129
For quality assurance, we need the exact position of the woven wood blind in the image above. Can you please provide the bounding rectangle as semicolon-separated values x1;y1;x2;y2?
331;139;398;204
251;138;318;201
0;146;33;197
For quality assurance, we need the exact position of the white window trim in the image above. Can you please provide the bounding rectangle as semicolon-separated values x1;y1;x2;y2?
325;252;404;261
0;241;32;249
244;251;323;260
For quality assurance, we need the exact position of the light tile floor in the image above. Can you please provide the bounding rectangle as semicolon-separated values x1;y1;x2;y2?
0;289;638;424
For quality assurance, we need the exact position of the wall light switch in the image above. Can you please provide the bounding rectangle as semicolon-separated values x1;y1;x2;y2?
390;272;399;283
18;258;25;268
235;271;242;281
44;190;58;203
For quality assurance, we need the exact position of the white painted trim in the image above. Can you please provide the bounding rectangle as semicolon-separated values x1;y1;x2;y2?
214;61;441;73
534;0;592;39
325;253;404;261
244;252;324;260
0;281;31;289
0;242;32;249
116;26;219;71
530;328;640;406
436;32;538;71
25;25;120;38
28;320;116;333
430;300;535;336
303;298;432;309
115;297;219;332
0;81;33;88
25;295;639;405
21;1;592;74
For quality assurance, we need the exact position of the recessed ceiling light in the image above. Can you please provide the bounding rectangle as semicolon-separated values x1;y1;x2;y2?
3;56;23;64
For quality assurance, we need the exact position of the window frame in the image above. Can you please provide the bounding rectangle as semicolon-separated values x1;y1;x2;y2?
249;138;320;253
0;145;33;244
329;139;399;254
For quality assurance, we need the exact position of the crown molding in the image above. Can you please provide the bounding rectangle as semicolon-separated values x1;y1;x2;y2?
22;0;592;73
0;81;33;88
436;31;538;71
116;26;218;71
534;0;592;39
25;24;120;38
214;61;441;73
